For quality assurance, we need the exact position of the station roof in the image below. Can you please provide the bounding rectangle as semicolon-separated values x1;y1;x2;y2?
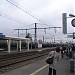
0;37;30;41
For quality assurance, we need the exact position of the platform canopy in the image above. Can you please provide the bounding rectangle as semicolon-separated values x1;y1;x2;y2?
0;37;30;52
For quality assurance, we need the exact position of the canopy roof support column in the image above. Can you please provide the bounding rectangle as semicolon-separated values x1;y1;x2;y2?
17;41;18;51
8;39;11;53
27;40;29;51
19;40;21;52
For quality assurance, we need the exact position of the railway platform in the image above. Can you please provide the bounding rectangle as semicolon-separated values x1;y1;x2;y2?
56;56;75;75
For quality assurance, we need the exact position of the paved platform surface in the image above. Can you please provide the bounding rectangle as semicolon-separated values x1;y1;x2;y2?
56;57;75;75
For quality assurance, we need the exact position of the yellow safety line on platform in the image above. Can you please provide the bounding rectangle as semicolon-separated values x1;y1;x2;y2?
30;64;48;75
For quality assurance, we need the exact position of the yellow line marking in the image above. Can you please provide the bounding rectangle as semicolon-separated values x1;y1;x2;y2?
30;64;48;75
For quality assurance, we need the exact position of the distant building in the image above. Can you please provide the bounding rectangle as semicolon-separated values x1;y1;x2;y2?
0;33;5;38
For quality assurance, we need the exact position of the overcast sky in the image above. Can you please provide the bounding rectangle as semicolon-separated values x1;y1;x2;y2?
0;0;74;42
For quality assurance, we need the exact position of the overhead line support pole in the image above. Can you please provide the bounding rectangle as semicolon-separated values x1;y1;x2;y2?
34;23;37;43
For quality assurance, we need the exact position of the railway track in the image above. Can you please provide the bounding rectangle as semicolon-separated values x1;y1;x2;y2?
0;48;55;73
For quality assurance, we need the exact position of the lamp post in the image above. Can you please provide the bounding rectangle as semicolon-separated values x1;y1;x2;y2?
63;13;75;40
62;13;75;34
69;14;75;27
69;14;75;59
68;14;75;73
69;14;75;39
69;14;75;17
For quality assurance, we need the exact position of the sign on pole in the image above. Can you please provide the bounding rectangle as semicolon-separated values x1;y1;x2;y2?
38;40;42;48
62;13;67;34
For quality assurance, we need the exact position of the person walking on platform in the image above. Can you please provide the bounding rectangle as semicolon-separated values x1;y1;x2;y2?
47;46;61;75
60;46;64;58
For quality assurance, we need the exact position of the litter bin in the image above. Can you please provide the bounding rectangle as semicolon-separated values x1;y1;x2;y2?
69;59;74;73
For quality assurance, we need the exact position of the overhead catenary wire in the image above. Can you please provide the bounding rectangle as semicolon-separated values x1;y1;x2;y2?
0;12;26;25
6;0;62;29
6;0;54;27
6;0;62;38
0;11;50;29
19;23;35;29
14;25;61;36
0;12;35;29
0;13;61;36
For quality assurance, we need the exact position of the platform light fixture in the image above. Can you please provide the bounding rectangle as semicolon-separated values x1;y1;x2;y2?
69;14;75;17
